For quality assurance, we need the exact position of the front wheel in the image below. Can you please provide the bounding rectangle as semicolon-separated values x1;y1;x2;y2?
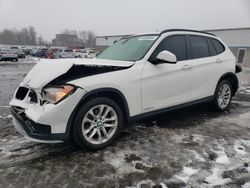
212;80;232;111
72;97;123;150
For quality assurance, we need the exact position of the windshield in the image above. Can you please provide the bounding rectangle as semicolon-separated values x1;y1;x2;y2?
97;35;158;61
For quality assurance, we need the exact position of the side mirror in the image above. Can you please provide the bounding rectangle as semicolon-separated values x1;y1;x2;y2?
156;50;177;64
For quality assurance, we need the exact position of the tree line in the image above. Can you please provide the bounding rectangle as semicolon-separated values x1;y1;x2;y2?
0;26;95;47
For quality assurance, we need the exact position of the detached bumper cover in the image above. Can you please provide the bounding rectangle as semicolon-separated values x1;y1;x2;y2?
11;106;68;142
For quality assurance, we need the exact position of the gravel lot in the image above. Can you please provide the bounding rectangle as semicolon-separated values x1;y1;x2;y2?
0;58;250;188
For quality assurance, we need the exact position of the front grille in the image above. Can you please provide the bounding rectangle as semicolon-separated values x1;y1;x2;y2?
28;89;38;103
15;86;38;104
16;87;29;100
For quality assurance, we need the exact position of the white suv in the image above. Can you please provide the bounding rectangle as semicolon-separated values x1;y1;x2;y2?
10;29;242;149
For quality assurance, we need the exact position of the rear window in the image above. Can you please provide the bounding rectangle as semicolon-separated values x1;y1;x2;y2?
210;38;225;54
189;36;209;59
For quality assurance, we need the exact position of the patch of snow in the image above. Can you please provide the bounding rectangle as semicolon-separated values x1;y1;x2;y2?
175;166;199;183
104;151;142;175
191;134;205;143
246;167;250;173
125;179;154;188
238;87;250;95
136;179;154;188
242;182;250;188
0;136;31;161
0;114;12;119
188;150;206;162
0;105;10;108
241;139;250;147
214;150;229;164
160;183;168;188
205;167;231;186
234;141;246;155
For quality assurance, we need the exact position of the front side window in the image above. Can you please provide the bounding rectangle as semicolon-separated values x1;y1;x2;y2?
150;35;187;61
189;35;209;59
97;35;158;61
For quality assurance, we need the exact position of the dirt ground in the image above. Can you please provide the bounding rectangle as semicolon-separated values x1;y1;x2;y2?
0;58;250;188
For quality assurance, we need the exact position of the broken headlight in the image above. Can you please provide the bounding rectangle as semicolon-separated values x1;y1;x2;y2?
41;85;76;104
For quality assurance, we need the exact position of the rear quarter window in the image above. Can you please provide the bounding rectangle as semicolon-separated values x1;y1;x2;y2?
210;38;225;55
207;38;217;56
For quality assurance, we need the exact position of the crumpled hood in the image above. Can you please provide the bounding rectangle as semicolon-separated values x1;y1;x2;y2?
23;58;134;89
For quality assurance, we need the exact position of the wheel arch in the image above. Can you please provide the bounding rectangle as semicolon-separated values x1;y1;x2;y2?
65;88;130;139
215;72;239;96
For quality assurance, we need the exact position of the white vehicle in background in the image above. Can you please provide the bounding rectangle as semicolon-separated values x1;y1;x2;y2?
81;49;96;58
73;49;84;58
55;48;75;58
10;29;242;150
0;49;18;61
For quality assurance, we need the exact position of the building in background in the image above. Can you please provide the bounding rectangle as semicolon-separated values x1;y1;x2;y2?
205;27;250;67
52;34;78;47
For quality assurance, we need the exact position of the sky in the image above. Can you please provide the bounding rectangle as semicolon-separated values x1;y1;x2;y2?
0;0;249;41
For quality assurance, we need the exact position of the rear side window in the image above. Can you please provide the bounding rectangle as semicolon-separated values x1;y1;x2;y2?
210;38;225;54
151;35;187;61
189;36;209;59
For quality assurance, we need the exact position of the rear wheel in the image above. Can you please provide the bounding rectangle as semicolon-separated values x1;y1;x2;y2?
212;80;232;111
73;97;123;150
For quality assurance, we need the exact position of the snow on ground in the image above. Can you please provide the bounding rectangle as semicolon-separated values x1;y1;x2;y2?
242;182;250;188
175;166;199;183
214;149;230;164
0;62;250;187
0;114;12;119
234;140;247;155
205;167;232;186
238;87;250;95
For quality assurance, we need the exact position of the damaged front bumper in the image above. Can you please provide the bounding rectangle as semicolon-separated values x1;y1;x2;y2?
9;84;86;143
11;106;65;143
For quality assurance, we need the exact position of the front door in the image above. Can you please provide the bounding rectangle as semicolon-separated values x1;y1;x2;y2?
141;35;193;113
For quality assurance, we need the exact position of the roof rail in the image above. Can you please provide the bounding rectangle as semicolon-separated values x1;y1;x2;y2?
160;29;216;36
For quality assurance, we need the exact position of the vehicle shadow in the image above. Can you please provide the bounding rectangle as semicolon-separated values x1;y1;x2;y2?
119;101;244;140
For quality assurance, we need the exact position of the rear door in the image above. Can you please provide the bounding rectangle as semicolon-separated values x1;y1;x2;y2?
188;35;226;99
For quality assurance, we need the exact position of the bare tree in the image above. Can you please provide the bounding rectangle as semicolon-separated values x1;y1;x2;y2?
86;31;95;47
28;26;37;45
0;29;16;44
38;35;48;46
0;27;38;45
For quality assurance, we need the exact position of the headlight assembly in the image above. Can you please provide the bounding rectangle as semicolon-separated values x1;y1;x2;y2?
42;85;76;104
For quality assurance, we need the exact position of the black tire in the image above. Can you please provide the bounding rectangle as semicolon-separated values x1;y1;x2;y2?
72;97;123;150
212;80;233;111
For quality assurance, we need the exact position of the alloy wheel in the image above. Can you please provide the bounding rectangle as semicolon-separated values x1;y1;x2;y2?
81;104;118;145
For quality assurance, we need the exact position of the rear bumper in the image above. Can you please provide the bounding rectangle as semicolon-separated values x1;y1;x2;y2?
11;106;66;143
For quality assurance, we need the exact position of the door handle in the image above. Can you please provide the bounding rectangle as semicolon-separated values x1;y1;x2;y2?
216;59;223;63
182;65;192;70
